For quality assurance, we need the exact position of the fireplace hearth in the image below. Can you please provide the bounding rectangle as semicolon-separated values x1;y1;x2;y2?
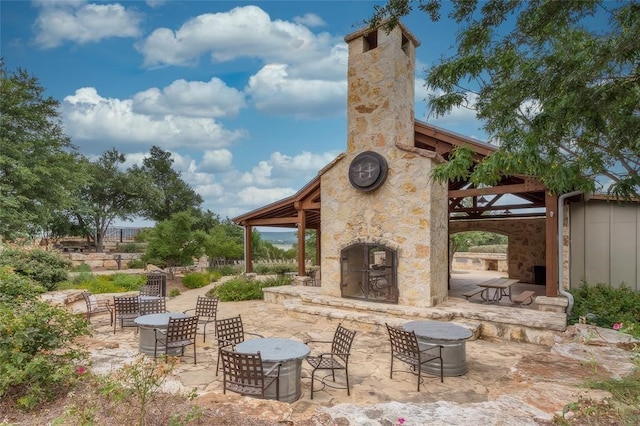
340;243;398;303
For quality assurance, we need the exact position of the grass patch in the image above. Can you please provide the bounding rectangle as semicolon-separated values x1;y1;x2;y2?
59;273;146;294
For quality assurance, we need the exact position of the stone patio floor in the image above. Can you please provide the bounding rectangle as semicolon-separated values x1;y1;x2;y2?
79;274;638;426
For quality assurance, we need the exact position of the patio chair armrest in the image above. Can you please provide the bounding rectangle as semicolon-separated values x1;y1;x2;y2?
304;339;332;345
215;337;236;347
315;351;350;358
264;361;282;377
246;331;264;338
153;328;167;338
183;308;195;314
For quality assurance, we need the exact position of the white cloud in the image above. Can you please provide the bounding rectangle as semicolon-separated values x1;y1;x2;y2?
33;1;141;48
132;78;246;118
201;149;233;171
61;87;247;152
136;5;339;68
293;13;326;27
246;64;346;118
145;0;166;8
236;186;296;206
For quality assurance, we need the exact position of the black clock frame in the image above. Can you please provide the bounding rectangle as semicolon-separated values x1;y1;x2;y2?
348;151;389;192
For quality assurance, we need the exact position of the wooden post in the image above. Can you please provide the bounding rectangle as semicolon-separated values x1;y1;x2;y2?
545;192;558;296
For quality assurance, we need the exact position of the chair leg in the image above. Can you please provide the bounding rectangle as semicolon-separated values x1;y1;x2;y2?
154;340;158;360
216;350;221;376
310;368;316;400
193;343;197;365
345;366;350;396
417;364;421;392
389;355;394;379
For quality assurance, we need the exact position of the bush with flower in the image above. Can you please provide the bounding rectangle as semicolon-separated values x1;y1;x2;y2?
569;282;640;340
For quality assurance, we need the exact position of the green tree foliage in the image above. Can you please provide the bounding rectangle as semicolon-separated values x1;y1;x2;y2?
142;211;206;279
131;146;203;222
203;222;244;268
370;1;640;199
68;149;146;252
0;64;83;239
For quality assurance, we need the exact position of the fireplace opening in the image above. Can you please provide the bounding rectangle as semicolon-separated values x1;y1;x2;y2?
340;243;398;303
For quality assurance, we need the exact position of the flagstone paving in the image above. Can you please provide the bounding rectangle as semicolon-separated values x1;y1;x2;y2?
80;280;638;426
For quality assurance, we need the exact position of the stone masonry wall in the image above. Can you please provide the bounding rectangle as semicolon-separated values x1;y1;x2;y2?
450;218;546;283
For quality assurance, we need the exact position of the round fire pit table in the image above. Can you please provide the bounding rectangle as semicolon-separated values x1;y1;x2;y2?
236;337;310;403
134;312;190;356
403;320;473;377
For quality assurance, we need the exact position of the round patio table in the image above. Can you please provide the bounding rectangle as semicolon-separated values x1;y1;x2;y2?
134;312;189;356
235;337;310;403
403;320;473;376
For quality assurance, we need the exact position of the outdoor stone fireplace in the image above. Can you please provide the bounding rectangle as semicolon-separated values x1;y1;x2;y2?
340;242;398;303
318;24;449;308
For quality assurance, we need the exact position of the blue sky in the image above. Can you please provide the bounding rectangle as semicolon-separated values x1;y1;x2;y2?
1;1;487;229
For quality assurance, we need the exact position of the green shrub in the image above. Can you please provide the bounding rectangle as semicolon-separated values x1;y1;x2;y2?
210;264;241;276
118;243;146;253
569;282;640;339
206;275;290;302
0;248;71;291
468;245;507;253
0;296;90;410
127;258;146;269
182;272;210;289
58;273;145;294
72;263;92;273
169;288;181;298
253;263;296;275
0;267;45;300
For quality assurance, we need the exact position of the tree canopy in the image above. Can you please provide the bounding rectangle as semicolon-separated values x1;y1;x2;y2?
370;0;640;199
0;64;81;238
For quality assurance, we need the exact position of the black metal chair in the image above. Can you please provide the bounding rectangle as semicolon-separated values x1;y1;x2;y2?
219;347;281;400
385;323;443;391
306;269;317;286
154;316;199;364
183;296;218;342
113;296;140;334
139;297;166;316
140;283;161;297
215;314;263;375
82;291;113;325
305;324;356;399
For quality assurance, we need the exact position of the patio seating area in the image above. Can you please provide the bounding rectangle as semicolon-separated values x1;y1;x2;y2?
72;272;636;424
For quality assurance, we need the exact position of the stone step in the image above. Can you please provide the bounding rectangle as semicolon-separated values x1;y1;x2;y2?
282;298;482;340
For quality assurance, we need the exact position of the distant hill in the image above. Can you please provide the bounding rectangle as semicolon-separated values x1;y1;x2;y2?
259;231;297;245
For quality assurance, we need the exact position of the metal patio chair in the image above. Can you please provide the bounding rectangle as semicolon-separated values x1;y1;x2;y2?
183;295;218;342
82;291;113;325
386;323;443;391
305;323;356;399
139;297;166;316
154;315;199;364
113;295;140;334
215;314;264;375
219;347;281;400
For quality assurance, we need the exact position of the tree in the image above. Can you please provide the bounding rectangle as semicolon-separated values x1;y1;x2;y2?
143;211;206;279
0;64;82;239
132;146;203;222
202;223;243;268
370;0;640;199
69;149;145;252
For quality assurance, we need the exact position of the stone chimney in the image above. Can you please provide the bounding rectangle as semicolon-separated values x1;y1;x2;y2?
320;23;449;308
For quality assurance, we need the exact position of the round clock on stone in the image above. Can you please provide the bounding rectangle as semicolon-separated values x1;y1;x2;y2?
348;151;389;192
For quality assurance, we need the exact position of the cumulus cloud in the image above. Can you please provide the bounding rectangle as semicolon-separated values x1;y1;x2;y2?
136;5;339;68
246;64;346;118
61;87;247;153
236;186;297;206
132;78;246;118
294;13;326;27
200;149;234;172
33;1;141;48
